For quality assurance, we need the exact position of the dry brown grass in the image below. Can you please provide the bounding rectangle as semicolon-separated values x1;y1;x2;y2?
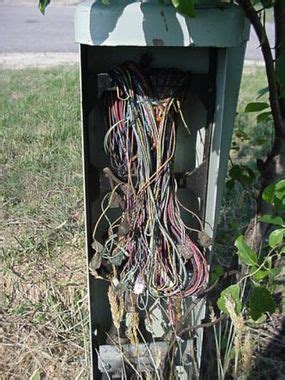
1;67;89;379
1;222;90;379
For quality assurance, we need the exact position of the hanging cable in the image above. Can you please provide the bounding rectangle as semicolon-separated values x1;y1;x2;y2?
93;62;208;302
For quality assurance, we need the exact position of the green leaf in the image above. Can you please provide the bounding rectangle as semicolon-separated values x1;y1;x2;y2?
229;165;255;187
38;0;50;14
30;369;41;380
171;0;195;17
256;111;272;123
275;179;285;200
249;286;276;320
235;235;258;266
259;214;284;226
276;52;285;99
268;228;285;248
244;102;269;113
269;267;281;278
262;183;275;204
248;313;267;324
275;198;285;213
217;284;242;315
262;180;285;211
250;266;270;281
257;86;269;99
251;263;280;281
209;264;224;284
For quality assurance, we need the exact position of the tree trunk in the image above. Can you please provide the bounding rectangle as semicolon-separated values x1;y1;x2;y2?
237;0;285;251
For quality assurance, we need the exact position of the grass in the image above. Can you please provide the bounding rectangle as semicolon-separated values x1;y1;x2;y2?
234;66;271;163
216;65;270;247
0;66;89;379
0;64;269;379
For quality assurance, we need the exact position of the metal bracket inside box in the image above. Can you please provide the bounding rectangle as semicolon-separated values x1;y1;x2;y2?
75;1;250;377
99;341;194;377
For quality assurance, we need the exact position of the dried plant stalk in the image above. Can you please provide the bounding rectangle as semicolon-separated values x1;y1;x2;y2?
108;285;124;330
126;311;140;346
225;298;245;334
241;331;253;374
145;371;154;380
154;347;162;371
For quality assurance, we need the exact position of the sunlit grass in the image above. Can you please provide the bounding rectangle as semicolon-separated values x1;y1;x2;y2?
1;66;89;379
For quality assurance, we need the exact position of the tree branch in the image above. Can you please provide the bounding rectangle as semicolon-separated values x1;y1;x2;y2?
178;314;227;336
237;0;285;137
274;0;285;119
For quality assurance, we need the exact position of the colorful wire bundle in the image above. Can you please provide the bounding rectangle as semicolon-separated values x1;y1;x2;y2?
93;62;208;299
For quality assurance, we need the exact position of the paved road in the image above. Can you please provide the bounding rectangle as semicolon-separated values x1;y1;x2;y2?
0;4;77;53
0;3;274;61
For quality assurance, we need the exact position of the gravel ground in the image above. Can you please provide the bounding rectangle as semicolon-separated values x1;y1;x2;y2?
0;52;264;70
0;52;79;69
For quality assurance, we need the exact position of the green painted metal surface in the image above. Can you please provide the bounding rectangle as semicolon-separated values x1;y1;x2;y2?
75;1;249;47
75;2;250;378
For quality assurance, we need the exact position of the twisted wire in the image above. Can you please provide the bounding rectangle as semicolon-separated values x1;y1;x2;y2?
94;62;208;299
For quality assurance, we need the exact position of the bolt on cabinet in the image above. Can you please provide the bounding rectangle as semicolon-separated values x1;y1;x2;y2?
75;1;249;378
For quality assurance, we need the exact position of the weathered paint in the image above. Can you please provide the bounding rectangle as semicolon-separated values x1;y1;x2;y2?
75;1;249;48
75;1;250;378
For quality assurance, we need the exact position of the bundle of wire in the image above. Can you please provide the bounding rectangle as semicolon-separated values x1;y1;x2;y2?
94;62;208;299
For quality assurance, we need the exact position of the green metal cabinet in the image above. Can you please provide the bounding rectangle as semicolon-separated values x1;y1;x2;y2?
75;1;250;377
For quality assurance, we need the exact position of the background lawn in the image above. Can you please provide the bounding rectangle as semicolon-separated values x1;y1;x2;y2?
1;67;88;379
0;65;269;378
